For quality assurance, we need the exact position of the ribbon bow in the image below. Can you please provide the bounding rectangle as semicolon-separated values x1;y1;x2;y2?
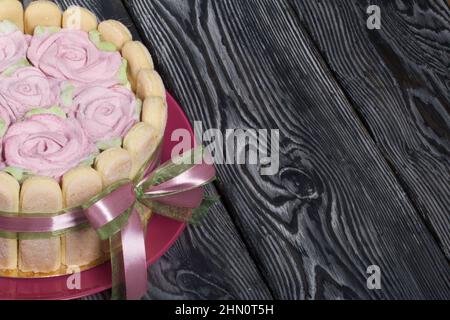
84;146;216;299
0;146;217;300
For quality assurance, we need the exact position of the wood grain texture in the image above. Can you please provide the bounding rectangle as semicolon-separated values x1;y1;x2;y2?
124;0;450;299
33;0;272;300
289;0;450;259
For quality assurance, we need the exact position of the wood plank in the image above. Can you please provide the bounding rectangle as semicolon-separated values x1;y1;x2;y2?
22;0;273;300
124;0;450;299
289;0;450;259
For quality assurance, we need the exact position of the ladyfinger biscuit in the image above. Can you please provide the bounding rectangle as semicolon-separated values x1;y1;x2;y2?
94;148;132;254
136;69;166;101
124;122;158;179
19;177;63;273
142;96;168;142
122;41;154;89
0;0;24;32
24;0;62;35
94;147;132;187
98;20;132;51
0;172;20;271
62;6;97;32
62;167;103;267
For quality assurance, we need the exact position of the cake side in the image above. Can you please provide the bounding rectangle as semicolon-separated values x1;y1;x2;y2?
0;1;168;276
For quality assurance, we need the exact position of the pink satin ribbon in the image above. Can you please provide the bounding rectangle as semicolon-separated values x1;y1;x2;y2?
121;208;148;299
142;161;215;210
0;154;216;300
0;209;85;233
144;162;215;197
0;163;214;233
84;183;136;230
84;183;147;300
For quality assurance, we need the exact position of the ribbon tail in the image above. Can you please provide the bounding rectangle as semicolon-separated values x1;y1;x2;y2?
110;206;148;300
110;232;125;300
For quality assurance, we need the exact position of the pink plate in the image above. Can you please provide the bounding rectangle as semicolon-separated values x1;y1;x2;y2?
0;93;190;300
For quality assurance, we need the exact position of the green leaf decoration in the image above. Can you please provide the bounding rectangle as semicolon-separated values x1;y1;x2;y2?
0;119;7;137
25;106;67;119
1;58;31;76
96;137;123;151
60;82;75;107
88;30;101;44
98;42;117;52
34;26;61;36
89;30;117;52
79;152;100;167
2;167;34;184
118;58;129;86
0;20;18;34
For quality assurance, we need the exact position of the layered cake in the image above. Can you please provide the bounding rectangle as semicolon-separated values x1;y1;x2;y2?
0;0;168;276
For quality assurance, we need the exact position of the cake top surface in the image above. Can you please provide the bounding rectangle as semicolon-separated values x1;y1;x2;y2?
0;21;140;179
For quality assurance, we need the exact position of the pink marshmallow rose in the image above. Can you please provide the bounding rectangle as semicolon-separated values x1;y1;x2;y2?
27;29;122;88
3;114;97;179
0;95;12;168
0;142;4;170
0;26;30;73
0;94;13;132
68;86;138;143
0;67;60;120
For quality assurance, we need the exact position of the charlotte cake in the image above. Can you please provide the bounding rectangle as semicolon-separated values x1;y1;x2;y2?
0;0;168;276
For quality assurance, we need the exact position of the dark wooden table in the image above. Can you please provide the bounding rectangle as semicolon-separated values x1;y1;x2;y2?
25;0;450;299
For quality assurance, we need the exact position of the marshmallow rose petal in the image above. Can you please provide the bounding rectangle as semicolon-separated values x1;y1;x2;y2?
0;141;4;170
0;67;60;120
0;94;13;169
68;86;138;144
27;29;122;88
3;114;97;179
0;94;13;132
0;21;29;73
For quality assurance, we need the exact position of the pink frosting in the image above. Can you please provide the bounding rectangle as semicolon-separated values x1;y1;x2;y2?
0;94;13;130
0;30;30;73
3;114;97;179
27;29;122;88
0;28;142;177
0;95;11;169
68;86;138;143
0;138;4;170
0;67;60;120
